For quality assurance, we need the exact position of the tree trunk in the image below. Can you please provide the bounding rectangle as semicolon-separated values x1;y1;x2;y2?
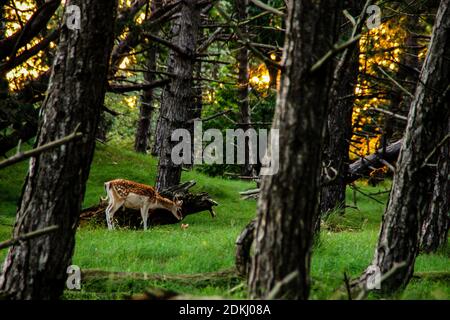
186;31;203;167
134;1;161;153
420;118;450;252
356;0;450;293
320;0;362;216
96;114;108;142
248;1;340;300
0;0;117;300
155;0;200;191
134;47;158;153
235;218;256;277
235;0;253;177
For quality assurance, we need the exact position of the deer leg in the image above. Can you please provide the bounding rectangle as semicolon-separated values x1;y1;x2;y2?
107;200;124;230
140;205;150;231
105;204;113;230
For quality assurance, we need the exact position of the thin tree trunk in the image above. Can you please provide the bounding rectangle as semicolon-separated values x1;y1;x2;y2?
0;0;117;300
135;46;158;153
320;0;362;216
187;56;203;166
235;0;252;177
248;1;340;300
134;0;161;153
155;0;200;191
356;0;450;293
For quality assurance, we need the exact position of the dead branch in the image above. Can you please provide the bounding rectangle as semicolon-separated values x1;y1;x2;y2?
371;107;408;121
144;33;189;57
310;35;362;73
249;0;284;16
82;268;239;284
421;133;450;168
377;65;414;98
197;27;223;53
0;127;82;170
186;110;232;123
108;79;170;93
0;225;59;250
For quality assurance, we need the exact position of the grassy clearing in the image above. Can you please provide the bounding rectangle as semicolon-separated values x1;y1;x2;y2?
0;142;448;300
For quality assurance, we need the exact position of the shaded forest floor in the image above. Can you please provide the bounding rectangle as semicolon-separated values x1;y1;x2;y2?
0;143;448;299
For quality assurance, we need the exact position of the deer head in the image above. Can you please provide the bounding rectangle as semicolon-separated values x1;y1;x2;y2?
172;199;183;220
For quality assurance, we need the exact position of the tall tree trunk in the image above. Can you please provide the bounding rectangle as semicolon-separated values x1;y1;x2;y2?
248;1;340;300
356;0;450;293
134;0;161;153
320;0;362;216
187;54;203;166
420;118;450;252
134;46;158;153
155;0;200;191
0;0;117;299
235;0;252;177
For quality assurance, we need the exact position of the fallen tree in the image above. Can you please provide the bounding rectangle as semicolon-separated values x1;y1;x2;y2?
79;180;218;228
239;139;403;199
345;139;402;183
82;268;239;284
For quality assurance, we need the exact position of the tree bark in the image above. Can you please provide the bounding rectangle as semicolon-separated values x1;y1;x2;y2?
134;48;158;153
155;0;200;191
356;0;450;293
248;1;340;299
420;119;450;253
0;0;117;300
134;0;161;153
235;218;256;277
235;0;253;177
320;0;362;216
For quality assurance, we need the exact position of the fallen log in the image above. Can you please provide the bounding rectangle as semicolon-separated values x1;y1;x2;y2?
79;180;218;228
239;139;403;199
346;139;403;183
82;268;239;284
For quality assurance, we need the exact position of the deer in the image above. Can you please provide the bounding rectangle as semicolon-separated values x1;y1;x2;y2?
103;179;183;230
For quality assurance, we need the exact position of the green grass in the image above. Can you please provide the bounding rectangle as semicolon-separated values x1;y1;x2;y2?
0;142;448;300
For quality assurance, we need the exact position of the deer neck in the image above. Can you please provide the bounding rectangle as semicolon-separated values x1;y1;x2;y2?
155;195;175;212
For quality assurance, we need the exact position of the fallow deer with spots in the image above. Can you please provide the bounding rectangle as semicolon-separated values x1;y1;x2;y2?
104;179;183;230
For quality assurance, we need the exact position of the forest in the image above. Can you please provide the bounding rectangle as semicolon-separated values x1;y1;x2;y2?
0;0;449;302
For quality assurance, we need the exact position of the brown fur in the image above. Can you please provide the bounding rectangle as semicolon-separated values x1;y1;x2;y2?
104;179;182;230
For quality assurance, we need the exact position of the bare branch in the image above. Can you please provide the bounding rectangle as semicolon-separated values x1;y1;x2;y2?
144;33;189;57
0;225;59;251
377;65;414;98
196;27;223;53
371;107;408;121
249;0;284;16
310;35;362;73
108;79;170;93
0;127;82;170
186;110;232;124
